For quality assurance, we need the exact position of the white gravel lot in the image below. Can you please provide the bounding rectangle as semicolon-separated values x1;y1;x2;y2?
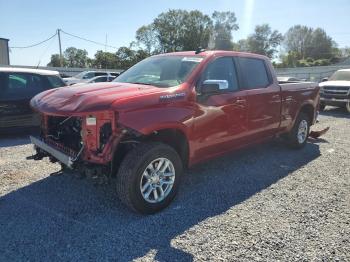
0;108;349;261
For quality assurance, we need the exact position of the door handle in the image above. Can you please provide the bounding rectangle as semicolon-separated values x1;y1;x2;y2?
235;98;246;103
232;98;246;106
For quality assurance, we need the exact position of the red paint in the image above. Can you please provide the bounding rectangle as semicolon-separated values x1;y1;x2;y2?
31;51;319;167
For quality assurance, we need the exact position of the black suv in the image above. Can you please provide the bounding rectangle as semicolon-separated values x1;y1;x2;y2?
0;68;65;132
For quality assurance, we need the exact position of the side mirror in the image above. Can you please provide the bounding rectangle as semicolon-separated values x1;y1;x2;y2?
201;80;228;94
321;77;328;82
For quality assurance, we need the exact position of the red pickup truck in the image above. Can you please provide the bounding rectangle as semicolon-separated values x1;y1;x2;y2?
29;51;320;214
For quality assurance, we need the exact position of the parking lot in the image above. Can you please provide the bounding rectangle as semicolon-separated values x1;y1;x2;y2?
0;108;349;261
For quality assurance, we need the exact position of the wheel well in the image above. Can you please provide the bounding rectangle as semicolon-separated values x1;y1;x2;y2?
300;104;315;124
111;128;189;176
145;129;189;168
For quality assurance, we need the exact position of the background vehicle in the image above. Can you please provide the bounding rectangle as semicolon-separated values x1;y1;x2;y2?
29;51;319;214
72;75;116;86
63;71;120;85
0;67;65;131
319;69;350;112
277;76;303;83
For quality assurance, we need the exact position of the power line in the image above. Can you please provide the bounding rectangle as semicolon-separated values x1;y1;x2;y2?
36;33;57;68
60;30;119;49
9;33;57;49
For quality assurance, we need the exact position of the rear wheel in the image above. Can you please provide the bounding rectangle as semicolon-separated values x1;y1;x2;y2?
116;142;183;214
285;112;310;149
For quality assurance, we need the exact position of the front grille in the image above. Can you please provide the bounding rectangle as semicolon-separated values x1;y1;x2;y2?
323;86;350;96
45;138;78;158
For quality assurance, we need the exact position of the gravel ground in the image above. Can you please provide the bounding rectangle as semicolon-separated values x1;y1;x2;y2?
0;108;349;261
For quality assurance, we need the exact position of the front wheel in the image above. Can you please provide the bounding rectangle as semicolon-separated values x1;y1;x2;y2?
116;142;183;214
285;112;310;149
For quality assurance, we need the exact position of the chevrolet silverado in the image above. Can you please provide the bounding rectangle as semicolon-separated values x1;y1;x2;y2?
29;51;320;214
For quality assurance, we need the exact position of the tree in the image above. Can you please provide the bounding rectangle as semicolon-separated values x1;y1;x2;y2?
211;11;239;50
340;47;350;57
93;50;118;69
244;24;283;58
283;25;313;60
115;46;149;69
232;39;248;52
136;25;159;54
284;25;336;60
140;9;214;53
153;9;188;52
181;10;213;51
64;47;89;68
47;54;66;67
308;28;334;59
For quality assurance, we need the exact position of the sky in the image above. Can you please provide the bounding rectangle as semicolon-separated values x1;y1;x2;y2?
1;0;350;66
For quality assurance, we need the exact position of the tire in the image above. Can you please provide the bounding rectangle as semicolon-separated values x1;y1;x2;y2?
319;103;326;111
116;142;183;214
285;112;310;149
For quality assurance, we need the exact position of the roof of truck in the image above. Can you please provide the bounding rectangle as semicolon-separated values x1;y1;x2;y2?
155;50;268;60
0;67;59;75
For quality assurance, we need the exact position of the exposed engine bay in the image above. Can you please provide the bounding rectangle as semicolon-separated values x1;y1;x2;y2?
47;116;83;152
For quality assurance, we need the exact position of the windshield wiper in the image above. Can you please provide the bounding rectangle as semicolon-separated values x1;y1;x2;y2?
130;82;154;86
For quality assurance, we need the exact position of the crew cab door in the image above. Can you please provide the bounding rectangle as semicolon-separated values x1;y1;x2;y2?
237;57;281;140
0;72;46;129
192;56;248;162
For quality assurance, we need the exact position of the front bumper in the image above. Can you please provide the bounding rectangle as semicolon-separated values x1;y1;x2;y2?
320;97;349;103
30;136;77;168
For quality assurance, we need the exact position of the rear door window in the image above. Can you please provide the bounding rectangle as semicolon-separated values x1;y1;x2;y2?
93;76;108;82
46;75;66;88
95;72;108;77
0;73;45;100
238;57;271;89
82;72;95;79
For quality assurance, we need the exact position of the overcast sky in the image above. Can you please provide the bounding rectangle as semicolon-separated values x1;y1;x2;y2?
1;0;350;66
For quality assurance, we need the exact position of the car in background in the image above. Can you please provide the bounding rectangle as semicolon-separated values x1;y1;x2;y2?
63;71;120;85
319;69;350;112
277;76;303;83
0;67;66;131
72;75;116;86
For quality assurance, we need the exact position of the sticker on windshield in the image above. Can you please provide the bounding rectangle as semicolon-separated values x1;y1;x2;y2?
182;57;203;63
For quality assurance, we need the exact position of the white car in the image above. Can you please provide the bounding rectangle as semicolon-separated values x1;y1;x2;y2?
319;69;350;112
72;75;116;86
63;71;120;85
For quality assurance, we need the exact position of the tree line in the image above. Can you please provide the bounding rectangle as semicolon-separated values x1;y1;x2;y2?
48;9;350;69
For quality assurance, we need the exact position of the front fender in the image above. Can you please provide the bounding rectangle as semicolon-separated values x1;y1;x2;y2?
117;103;194;137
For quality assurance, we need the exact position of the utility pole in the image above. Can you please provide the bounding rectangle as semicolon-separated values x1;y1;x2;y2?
57;29;63;67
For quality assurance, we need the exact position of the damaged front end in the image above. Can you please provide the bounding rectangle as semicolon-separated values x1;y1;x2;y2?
29;111;123;176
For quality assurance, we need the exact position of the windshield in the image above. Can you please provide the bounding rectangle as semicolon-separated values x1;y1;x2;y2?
74;72;95;79
329;71;350;81
113;55;203;87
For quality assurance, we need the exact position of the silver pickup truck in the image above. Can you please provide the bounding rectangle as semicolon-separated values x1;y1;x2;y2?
319;69;350;113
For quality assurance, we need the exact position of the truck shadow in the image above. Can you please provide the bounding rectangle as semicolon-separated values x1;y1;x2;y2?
0;141;321;261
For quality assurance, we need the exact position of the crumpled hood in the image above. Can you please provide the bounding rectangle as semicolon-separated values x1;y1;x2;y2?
31;82;162;115
319;80;350;87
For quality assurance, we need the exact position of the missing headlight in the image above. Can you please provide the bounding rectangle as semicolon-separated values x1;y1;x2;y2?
99;122;112;152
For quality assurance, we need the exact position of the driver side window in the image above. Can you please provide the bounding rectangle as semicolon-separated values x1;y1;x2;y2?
201;57;239;91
